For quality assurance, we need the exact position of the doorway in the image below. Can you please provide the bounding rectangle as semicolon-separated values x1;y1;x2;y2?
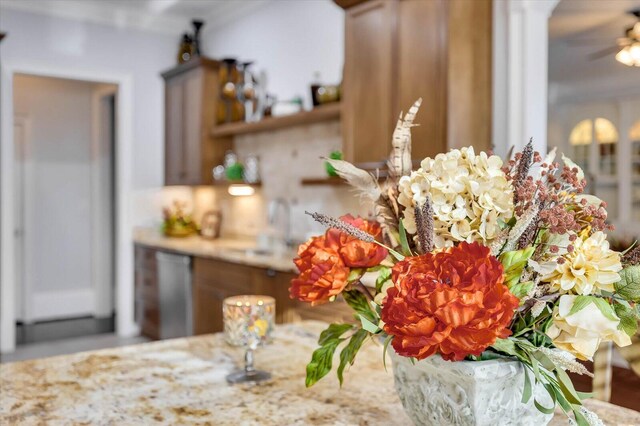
12;74;117;344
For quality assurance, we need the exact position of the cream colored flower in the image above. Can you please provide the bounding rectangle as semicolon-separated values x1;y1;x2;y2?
547;295;631;360
542;231;622;295
398;147;514;248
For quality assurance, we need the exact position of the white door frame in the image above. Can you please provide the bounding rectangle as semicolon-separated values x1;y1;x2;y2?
12;113;31;323
91;85;118;319
1;61;137;353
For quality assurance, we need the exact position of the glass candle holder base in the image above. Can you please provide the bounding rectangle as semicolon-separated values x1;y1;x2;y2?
226;369;271;384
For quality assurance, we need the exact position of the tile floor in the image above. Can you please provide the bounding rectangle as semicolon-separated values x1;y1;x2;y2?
1;333;149;363
16;316;116;345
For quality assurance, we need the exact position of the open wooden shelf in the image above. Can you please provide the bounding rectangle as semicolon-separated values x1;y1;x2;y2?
211;102;341;138
301;173;387;186
300;177;346;186
212;181;262;187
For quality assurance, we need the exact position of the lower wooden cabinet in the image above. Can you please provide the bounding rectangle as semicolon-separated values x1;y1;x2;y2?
192;257;295;333
135;244;356;339
134;245;160;340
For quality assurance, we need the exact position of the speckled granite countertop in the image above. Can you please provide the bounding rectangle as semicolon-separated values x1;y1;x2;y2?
134;228;297;273
1;321;638;425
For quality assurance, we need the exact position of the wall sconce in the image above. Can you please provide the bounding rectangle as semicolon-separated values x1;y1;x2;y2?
228;184;255;196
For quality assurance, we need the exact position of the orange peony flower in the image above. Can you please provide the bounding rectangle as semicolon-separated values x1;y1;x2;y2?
325;214;388;268
381;242;519;361
290;236;349;306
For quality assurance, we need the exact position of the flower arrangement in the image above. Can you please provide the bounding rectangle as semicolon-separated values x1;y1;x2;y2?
161;200;198;237
290;99;639;424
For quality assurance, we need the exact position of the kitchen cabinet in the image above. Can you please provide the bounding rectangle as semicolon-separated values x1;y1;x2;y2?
339;0;492;164
192;257;260;334
192;257;354;333
162;57;231;186
134;246;160;340
135;245;354;338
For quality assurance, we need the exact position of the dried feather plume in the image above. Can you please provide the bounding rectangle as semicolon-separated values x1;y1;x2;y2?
388;98;422;177
323;158;381;201
414;197;434;254
375;191;400;247
306;211;375;243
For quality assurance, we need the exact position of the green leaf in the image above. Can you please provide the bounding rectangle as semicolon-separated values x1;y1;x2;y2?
529;352;540;381
306;323;357;387
568;296;618;321
491;338;518;357
591;297;619;322
375;267;392;293
576;391;593;400
532;351;556;371
572;405;590;426
551;384;572;414
337;329;368;385
522;369;533;403
382;334;393;371
398;220;412;257
534;398;555;414
318;323;354;346
347;268;364;283
342;290;377;323
568;295;594;316
556;367;582;405
613;300;639;337
614;265;640;302
499;247;535;288
305;339;342;387
359;314;380;333
509;281;534;301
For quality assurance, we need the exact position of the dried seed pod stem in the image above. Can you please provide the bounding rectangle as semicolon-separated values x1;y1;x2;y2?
414;197;434;254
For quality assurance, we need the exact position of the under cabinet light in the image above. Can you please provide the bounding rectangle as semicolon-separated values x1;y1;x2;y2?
228;184;255;196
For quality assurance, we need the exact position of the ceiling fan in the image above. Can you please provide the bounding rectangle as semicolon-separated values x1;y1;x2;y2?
587;9;640;66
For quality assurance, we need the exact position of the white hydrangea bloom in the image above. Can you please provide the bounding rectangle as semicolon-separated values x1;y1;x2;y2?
398;147;514;249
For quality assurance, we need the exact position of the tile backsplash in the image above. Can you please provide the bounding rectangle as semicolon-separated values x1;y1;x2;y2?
140;119;374;242
221;119;373;241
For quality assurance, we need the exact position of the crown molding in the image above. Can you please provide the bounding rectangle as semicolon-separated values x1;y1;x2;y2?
0;0;273;37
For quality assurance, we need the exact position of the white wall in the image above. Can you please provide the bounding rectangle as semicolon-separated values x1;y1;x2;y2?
203;0;344;109
0;8;174;191
0;8;176;347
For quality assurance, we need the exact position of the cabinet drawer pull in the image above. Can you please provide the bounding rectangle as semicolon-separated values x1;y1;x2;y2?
266;269;276;277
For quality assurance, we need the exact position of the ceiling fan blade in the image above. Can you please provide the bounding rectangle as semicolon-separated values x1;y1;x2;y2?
564;38;613;46
588;45;621;60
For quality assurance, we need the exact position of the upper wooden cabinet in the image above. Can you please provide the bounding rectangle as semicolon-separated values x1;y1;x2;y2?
339;0;492;164
162;58;231;186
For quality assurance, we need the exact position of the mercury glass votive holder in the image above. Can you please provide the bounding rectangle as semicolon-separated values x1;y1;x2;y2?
223;295;275;383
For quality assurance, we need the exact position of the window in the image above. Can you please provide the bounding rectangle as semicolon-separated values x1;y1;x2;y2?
568;118;618;175
569;119;591;171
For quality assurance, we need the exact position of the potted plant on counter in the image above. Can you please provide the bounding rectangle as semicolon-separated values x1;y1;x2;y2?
290;99;639;426
162;200;198;238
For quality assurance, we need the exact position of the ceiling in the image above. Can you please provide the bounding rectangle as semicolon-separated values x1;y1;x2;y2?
549;0;640;83
0;0;273;35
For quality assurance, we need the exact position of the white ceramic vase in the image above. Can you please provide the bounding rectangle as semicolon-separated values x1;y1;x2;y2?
391;350;554;426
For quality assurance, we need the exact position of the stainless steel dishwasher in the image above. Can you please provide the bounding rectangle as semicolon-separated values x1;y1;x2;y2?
156;252;193;339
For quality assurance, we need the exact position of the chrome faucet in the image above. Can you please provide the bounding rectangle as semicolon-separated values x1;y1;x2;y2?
267;198;292;248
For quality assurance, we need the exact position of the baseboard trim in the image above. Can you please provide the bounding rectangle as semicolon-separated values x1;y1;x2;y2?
30;288;95;322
